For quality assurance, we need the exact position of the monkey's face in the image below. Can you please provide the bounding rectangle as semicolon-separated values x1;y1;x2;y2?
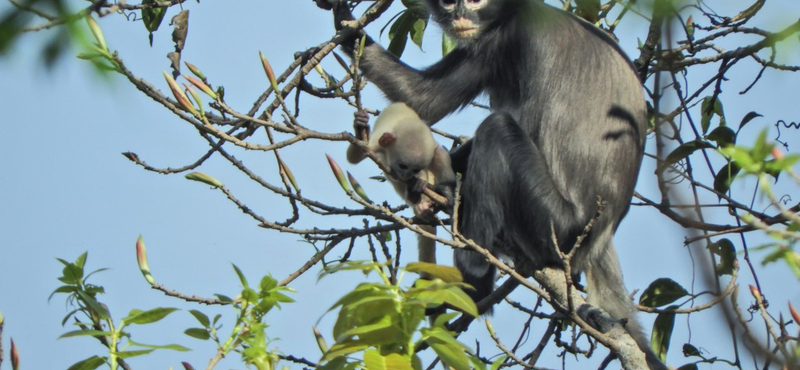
386;143;434;183
425;0;503;41
392;161;426;182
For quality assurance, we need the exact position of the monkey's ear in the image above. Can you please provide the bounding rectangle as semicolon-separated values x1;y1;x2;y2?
378;132;396;148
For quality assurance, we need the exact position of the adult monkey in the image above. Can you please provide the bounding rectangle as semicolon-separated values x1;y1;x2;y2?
321;0;660;368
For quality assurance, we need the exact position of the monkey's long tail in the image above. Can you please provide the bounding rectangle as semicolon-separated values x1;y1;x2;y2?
585;240;669;370
417;224;437;267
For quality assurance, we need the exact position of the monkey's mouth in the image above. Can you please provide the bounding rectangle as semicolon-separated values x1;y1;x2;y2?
451;27;478;38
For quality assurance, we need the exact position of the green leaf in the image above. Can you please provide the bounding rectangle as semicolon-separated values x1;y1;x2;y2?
339;315;398;343
424;328;472;370
127;339;191;351
319;261;384;280
141;0;167;33
188;309;210;327
751;130;770;163
488;355;508;370
682;343;701;357
405;262;464;283
58;257;84;285
639;278;689;307
707;126;736;147
184;327;211;340
232;263;249;288
122;307;179;325
59;329;109;339
708;239;736;276
114;349;155;359
410;17;427;48
185;172;223;188
364;349;414;370
432;312;460;329
700;96;725;134
67;356;107;370
718;146;758;172
259;274;278;293
665;140;714;166
676;364;699;370
765;154;800;177
318;357;360;370
75;290;110;320
442;34;457;56
713;162;741;195
388;12;413;57
737;111;762;132
650;307;678;362
408;280;477;317
322;340;371;362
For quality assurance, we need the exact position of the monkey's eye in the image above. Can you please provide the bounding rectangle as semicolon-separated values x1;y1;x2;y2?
464;0;486;9
413;169;422;174
398;164;408;170
439;0;456;9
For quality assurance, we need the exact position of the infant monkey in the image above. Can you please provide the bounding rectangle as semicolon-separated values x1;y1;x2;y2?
346;103;456;265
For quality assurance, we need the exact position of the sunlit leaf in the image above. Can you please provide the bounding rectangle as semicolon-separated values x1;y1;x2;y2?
66;356;106;370
122;307;179;325
405;262;463;283
364;349;414;370
651;307;677;362
639;278;688;307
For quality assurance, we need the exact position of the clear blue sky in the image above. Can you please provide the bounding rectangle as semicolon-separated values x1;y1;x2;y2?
1;0;799;369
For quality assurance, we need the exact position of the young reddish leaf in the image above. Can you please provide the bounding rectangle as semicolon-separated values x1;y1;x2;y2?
182;84;205;117
326;154;351;193
136;235;156;285
259;51;279;93
182;362;196;370
184;75;217;100
279;160;300;192
163;71;199;117
772;146;784;160
184;62;207;80
347;171;372;203
749;285;762;301
11;338;20;370
789;302;800;325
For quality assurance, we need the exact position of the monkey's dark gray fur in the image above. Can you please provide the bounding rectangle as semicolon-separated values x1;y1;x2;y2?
329;0;663;368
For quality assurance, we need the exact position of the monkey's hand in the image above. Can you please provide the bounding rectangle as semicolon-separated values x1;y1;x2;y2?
313;0;333;10
353;110;370;141
413;198;436;221
432;182;455;215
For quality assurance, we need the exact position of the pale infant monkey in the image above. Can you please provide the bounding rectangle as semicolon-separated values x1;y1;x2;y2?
346;102;456;266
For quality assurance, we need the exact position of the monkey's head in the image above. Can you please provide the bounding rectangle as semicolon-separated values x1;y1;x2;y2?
378;124;436;182
425;0;507;42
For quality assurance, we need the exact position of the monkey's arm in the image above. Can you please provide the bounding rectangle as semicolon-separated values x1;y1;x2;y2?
428;146;456;209
346;110;371;164
330;2;483;123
